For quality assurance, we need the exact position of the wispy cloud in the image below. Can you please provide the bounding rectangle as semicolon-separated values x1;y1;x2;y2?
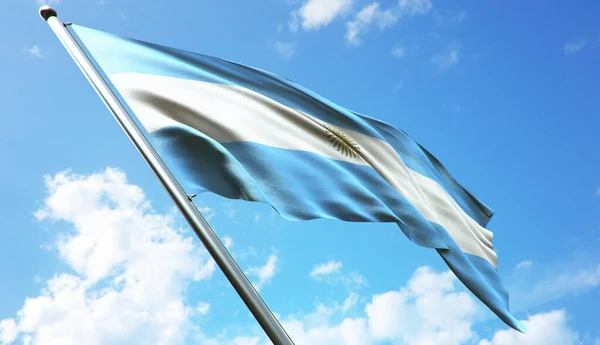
345;0;432;45
564;38;587;55
398;0;432;15
392;79;404;93
247;254;279;291
515;260;533;270
436;9;467;26
197;204;216;220
431;46;459;71
391;45;406;58
289;11;300;32
346;3;397;45
274;41;296;58
222;236;234;249
529;264;600;301
510;257;600;310
28;45;43;59
196;302;210;316
309;259;367;289
310;260;343;278
289;0;353;32
238;246;258;259
222;202;236;221
36;0;60;5
449;10;467;25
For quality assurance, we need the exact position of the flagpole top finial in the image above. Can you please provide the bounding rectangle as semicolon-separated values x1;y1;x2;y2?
39;6;57;21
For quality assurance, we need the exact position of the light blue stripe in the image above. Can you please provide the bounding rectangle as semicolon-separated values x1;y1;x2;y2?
150;125;523;332
71;24;494;227
151;125;448;249
441;249;525;333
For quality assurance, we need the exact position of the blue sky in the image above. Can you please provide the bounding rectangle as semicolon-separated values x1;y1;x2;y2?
1;0;599;344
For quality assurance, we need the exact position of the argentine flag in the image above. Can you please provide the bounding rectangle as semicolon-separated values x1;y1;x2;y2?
71;25;524;332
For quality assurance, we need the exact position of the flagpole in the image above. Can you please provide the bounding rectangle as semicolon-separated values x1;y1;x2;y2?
39;6;294;345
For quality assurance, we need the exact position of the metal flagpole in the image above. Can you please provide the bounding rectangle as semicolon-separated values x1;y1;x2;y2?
39;6;294;345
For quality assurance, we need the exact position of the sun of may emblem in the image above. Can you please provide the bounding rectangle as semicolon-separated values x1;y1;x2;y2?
322;124;362;159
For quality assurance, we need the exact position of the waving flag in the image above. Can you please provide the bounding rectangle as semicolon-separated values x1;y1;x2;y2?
71;24;524;332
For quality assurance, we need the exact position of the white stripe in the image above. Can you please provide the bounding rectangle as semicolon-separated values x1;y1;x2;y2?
110;72;497;267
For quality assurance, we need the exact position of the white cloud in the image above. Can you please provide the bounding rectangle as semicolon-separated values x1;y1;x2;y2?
197;205;215;221
391;45;405;58
431;47;459;71
222;236;234;249
284;270;582;345
284;317;371;345
366;266;477;345
398;0;432;16
238;246;258;259
479;310;580;345
346;3;397;45
289;11;300;32
509;255;600;312
345;0;431;45
341;293;359;313
0;319;18;345
344;272;367;288
3;168;216;345
222;202;236;221
194;265;584;345
28;46;43;59
309;260;366;289
231;336;262;345
196;302;210;316
291;0;353;31
528;264;600;302
274;41;296;59
247;254;278;291
392;79;404;93
36;0;60;5
282;266;479;345
449;10;467;25
310;260;343;278
516;260;533;270
564;38;586;55
281;293;368;345
436;9;467;26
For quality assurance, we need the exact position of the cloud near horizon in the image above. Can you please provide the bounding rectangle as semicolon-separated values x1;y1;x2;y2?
1;168;216;345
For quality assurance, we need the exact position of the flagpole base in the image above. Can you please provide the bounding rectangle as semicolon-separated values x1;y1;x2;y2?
39;6;57;21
